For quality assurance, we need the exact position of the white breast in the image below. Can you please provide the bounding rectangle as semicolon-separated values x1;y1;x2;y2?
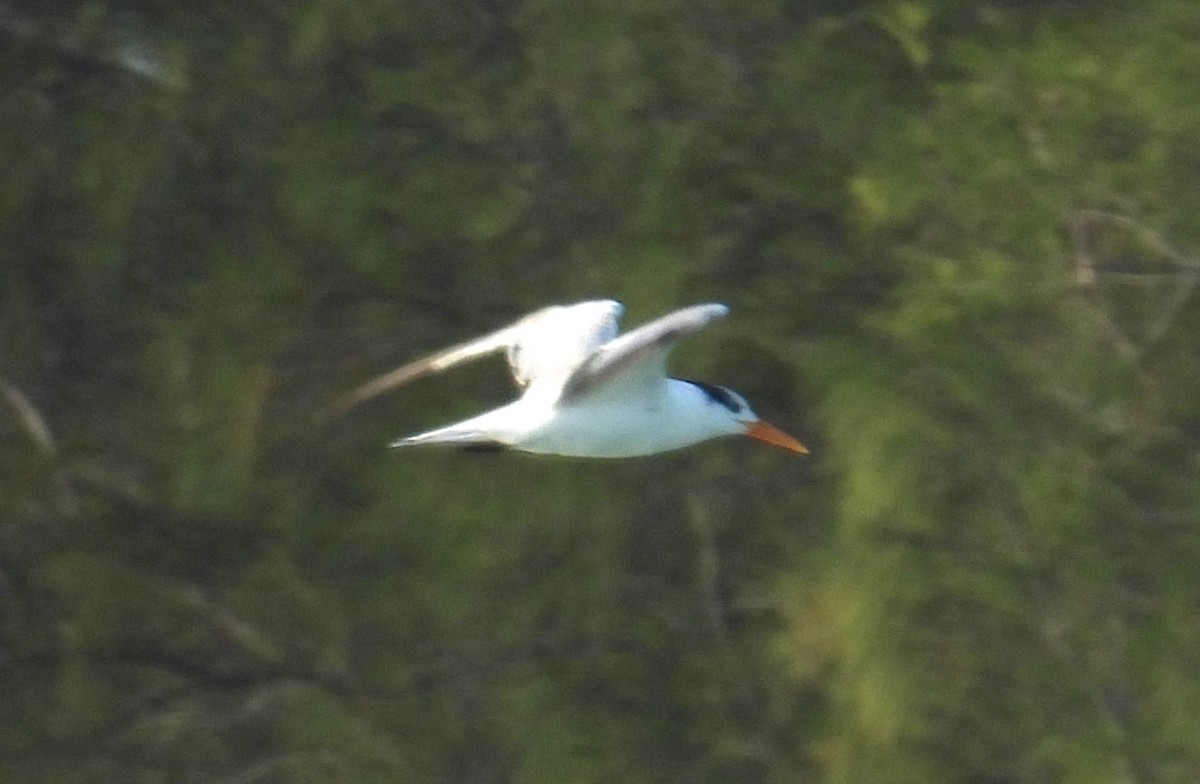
512;380;740;457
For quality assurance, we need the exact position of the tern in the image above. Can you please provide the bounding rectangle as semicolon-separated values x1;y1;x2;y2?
333;300;807;458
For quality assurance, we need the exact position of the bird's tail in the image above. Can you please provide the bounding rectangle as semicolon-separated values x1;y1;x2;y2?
389;425;507;452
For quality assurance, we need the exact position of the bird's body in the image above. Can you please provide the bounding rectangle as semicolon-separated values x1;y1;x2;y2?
400;376;755;457
333;299;806;458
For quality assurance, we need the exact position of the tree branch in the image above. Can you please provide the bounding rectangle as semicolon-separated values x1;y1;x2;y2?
1069;210;1200;359
0;2;179;90
0;376;55;457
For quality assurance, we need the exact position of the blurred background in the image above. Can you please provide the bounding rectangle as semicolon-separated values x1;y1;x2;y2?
2;1;1199;782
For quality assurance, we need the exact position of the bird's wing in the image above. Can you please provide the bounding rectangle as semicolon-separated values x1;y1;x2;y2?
328;300;623;415
560;303;729;401
505;300;623;390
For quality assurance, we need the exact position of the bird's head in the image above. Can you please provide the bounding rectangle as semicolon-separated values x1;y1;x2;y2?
685;380;808;454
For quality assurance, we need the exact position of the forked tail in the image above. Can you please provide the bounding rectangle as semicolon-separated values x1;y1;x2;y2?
389;426;508;452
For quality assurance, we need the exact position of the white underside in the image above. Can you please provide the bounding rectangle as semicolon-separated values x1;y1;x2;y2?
514;398;728;457
395;379;744;458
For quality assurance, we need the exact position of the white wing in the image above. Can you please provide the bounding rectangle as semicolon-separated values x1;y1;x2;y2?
505;300;623;390
560;303;729;401
328;300;623;415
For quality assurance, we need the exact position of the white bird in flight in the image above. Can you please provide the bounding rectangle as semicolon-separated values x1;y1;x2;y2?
332;300;807;458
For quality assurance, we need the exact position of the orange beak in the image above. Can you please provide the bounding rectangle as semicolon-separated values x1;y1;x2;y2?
744;420;808;454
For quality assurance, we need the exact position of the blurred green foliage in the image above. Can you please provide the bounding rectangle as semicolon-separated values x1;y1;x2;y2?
2;1;1199;782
